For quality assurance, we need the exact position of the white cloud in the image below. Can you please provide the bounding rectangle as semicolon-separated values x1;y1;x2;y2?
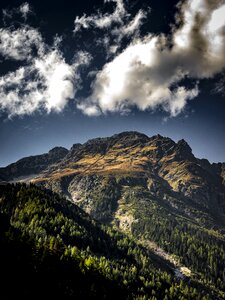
74;0;148;60
112;9;147;41
74;0;126;33
19;3;31;20
78;0;225;117
0;24;91;116
1;0;225;118
172;0;225;78
74;0;147;47
120;10;147;36
77;102;100;116
0;66;42;116
0;26;44;61
34;50;76;113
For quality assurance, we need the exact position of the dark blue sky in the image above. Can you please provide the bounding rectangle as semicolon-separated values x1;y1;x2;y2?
0;0;224;166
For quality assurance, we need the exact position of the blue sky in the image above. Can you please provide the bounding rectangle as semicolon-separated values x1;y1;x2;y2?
0;0;225;166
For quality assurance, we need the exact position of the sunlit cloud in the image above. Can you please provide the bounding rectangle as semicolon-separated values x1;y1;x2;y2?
0;26;44;61
78;0;225;117
0;0;225;118
0;25;91;117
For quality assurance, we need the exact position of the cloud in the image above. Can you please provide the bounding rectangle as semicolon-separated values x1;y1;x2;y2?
74;0;147;47
19;3;31;20
74;0;126;33
212;76;225;96
78;0;225;117
0;24;91;117
2;2;32;22
1;0;225;118
0;48;91;117
0;26;44;61
172;0;225;78
116;9;147;37
34;50;77;113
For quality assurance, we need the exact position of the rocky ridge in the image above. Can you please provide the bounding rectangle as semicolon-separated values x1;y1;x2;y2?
0;146;68;181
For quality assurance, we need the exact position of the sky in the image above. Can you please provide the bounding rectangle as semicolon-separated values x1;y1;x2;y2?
0;0;225;166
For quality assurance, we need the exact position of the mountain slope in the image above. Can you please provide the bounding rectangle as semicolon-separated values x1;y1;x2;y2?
0;183;213;299
30;131;225;228
0;146;68;181
1;131;225;298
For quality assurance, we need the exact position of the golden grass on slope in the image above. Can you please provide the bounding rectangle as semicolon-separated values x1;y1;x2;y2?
51;169;79;178
159;161;200;190
32;168;79;183
75;154;102;165
140;145;158;152
32;144;158;182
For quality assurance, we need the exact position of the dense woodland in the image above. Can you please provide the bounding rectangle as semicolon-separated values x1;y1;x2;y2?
0;183;217;299
121;185;225;297
73;176;225;299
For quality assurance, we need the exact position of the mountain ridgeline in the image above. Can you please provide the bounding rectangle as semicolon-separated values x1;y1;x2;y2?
0;131;225;299
0;146;69;181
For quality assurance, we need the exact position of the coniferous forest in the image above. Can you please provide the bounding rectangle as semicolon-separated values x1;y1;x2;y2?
0;183;220;300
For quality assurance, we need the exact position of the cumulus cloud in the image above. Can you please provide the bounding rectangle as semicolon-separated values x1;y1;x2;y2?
0;26;44;61
1;0;225;118
78;0;225;117
0;48;91;117
0;0;95;118
0;23;91;117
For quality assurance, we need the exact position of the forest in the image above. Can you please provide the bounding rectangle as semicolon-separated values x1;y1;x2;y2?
0;183;218;299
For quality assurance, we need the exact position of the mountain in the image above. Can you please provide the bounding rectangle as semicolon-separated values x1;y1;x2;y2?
0;146;68;181
0;183;212;299
1;131;225;298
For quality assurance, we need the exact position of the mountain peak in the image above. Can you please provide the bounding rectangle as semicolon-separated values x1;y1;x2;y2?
177;139;192;152
112;131;149;139
152;134;163;139
48;147;69;156
175;139;194;160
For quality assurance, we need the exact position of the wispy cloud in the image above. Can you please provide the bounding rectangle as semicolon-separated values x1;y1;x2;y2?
2;2;32;22
74;0;148;52
213;76;225;96
19;3;31;20
74;0;126;33
78;0;225;117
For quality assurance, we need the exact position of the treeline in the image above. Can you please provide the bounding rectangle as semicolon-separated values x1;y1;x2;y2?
0;183;213;299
